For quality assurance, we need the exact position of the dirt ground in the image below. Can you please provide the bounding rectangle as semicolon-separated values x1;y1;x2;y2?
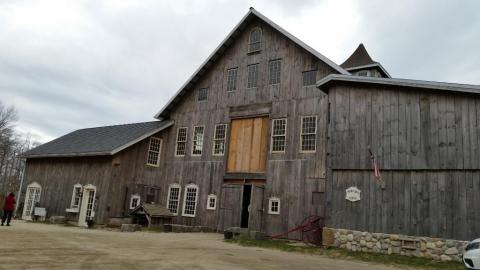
0;221;402;270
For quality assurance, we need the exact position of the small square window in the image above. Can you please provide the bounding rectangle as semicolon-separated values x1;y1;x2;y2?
206;194;217;210
268;197;280;215
197;88;208;101
302;70;317;86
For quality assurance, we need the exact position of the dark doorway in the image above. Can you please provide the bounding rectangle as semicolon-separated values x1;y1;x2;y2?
240;185;252;228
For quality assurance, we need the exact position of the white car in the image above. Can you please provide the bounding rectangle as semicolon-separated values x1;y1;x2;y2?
464;238;480;269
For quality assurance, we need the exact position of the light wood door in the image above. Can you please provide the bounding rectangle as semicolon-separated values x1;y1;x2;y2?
227;117;269;173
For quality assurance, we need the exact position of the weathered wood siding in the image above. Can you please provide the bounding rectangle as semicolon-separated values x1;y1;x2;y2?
326;170;480;241
326;84;480;240
329;85;480;170
158;17;335;233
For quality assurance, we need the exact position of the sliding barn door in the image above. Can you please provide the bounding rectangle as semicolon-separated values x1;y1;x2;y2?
227;117;269;173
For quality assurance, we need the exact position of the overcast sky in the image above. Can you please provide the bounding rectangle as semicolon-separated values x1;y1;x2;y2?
1;0;480;143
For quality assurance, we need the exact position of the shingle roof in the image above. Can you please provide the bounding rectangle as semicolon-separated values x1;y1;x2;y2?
340;43;377;69
22;121;174;158
131;203;173;217
316;74;480;95
154;7;349;120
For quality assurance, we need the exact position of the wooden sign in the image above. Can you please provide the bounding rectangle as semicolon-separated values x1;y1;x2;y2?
345;187;361;202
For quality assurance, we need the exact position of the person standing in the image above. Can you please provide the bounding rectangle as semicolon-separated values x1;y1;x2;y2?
1;193;16;226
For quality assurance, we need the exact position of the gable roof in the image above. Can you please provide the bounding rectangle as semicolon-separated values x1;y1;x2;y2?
130;203;173;217
341;44;391;78
22;121;174;158
154;7;349;119
316;74;480;95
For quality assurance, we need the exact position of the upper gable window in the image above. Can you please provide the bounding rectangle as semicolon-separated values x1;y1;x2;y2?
147;137;162;166
356;70;371;77
197;88;208;101
247;64;259;88
226;68;238;92
302;70;317;86
269;60;282;85
248;28;262;53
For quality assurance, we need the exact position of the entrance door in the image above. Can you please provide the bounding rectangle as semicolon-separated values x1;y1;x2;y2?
220;184;242;230
78;185;96;227
22;182;42;220
240;185;252;228
248;185;265;231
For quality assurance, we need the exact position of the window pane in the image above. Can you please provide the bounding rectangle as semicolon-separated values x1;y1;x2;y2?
192;126;205;155
167;187;180;214
247;64;258;88
249;28;262;52
197;88;208;101
269;60;281;85
226;68;237;91
213;124;227;155
175;128;188;156
302;70;317;86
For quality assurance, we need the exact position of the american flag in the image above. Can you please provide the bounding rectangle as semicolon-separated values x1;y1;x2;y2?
369;149;382;180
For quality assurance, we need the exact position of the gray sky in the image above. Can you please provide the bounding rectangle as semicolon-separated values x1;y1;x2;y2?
1;0;480;143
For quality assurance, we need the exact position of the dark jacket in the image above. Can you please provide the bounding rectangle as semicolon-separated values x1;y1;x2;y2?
3;195;16;211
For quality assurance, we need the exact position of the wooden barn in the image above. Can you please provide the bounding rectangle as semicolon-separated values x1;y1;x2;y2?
21;7;480;247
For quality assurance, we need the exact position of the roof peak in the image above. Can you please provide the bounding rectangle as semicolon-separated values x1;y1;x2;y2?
340;43;377;69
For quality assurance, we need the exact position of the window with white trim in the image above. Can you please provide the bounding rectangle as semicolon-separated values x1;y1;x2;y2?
197;88;208;101
269;60;281;85
70;184;82;209
302;70;317;86
147;137;162;166
175;127;188;156
271;118;287;153
213;124;227;156
300;116;317;152
192;126;205;156
247;64;259;88
226;68;238;92
206;194;217;210
268;197;280;215
182;184;199;217
248;28;262;53
167;184;181;215
129;194;140;210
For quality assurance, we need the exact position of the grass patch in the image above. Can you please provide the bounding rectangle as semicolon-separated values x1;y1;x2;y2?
226;237;464;270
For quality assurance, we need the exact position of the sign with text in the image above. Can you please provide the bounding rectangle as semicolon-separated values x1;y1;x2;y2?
345;187;361;202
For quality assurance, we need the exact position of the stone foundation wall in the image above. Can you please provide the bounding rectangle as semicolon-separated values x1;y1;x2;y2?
323;227;468;262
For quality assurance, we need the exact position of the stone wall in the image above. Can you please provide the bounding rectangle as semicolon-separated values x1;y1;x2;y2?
323;227;468;262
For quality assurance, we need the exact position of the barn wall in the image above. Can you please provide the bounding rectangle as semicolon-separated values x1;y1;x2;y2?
326;85;480;240
23;156;114;223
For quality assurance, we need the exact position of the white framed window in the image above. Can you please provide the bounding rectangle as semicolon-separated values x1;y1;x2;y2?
146;137;162;166
197;88;208;101
182;184;199;217
248;27;262;53
302;70;317;86
70;184;83;209
213;124;227;156
129;194;141;210
206;194;217;210
192;126;205;156
300;116;317;153
271;118;287;153
268;197;280;215
269;59;282;85
175;127;188;156
226;68;238;91
167;184;181;215
247;63;259;88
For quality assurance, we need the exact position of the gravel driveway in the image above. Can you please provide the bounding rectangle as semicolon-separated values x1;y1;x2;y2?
0;221;402;270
